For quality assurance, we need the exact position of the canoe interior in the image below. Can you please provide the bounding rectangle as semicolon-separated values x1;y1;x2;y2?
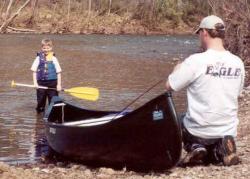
45;97;120;124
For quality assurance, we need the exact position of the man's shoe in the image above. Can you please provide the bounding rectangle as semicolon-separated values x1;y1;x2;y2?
182;144;207;164
220;136;240;166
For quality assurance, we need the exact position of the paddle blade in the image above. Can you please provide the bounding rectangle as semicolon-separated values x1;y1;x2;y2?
64;87;99;101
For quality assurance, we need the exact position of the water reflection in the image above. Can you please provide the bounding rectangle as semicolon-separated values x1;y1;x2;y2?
0;113;45;164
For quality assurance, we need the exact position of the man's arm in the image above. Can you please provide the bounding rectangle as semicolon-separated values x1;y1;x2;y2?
165;63;182;91
165;80;173;91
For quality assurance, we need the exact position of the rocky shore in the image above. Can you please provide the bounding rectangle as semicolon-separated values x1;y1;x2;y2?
0;90;249;179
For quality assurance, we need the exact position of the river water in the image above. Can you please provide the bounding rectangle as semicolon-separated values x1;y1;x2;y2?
0;34;198;164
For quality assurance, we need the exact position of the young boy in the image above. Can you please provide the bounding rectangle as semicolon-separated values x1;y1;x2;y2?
31;38;62;113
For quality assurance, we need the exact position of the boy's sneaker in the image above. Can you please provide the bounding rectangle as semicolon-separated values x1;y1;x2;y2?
219;136;240;166
182;144;207;164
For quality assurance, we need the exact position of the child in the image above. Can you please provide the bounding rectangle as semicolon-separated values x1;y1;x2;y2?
31;38;62;113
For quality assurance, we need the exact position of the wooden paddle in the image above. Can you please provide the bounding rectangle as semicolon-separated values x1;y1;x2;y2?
11;80;99;101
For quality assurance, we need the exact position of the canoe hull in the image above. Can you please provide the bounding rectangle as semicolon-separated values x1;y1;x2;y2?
44;93;182;170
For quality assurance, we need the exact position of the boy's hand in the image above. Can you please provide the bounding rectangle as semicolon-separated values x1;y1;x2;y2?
57;85;62;91
34;83;39;88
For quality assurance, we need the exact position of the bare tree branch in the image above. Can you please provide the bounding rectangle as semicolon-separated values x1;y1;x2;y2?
27;0;38;25
7;25;36;32
4;0;14;21
87;0;91;18
0;0;7;19
0;0;31;33
67;0;71;22
108;0;112;15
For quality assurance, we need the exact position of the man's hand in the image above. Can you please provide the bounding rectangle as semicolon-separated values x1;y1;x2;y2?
173;62;182;72
166;80;173;91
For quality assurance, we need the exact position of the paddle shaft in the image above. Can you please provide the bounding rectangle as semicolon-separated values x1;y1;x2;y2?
14;82;58;90
12;81;99;101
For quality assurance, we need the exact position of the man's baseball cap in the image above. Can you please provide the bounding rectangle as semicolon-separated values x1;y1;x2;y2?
195;15;225;34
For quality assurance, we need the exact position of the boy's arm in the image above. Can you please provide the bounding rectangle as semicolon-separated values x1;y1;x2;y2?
31;57;39;88
33;72;38;88
57;73;62;91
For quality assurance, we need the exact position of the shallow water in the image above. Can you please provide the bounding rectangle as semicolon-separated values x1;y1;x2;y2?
0;34;198;164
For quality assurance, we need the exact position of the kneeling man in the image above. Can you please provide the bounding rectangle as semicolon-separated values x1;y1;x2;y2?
166;15;245;166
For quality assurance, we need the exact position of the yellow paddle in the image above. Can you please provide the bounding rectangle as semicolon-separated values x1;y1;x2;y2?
63;87;99;101
11;80;99;101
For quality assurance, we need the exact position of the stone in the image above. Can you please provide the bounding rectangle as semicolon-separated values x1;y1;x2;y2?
0;162;10;173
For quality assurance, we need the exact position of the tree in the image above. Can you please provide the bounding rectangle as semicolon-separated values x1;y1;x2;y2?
27;0;38;26
88;0;91;18
4;0;13;21
67;0;71;22
208;0;250;85
0;0;31;33
108;0;112;15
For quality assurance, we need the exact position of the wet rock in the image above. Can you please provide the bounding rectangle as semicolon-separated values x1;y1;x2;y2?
143;174;152;178
47;164;55;168
56;167;67;174
183;176;192;179
0;162;10;173
169;172;178;177
32;167;40;171
83;169;93;178
99;167;116;175
41;169;50;173
56;162;65;167
96;173;110;178
69;164;81;170
127;175;144;179
78;165;88;171
245;148;250;152
121;167;127;173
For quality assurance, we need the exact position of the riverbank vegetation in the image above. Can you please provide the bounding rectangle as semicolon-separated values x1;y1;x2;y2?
0;0;249;85
208;0;250;85
0;0;211;34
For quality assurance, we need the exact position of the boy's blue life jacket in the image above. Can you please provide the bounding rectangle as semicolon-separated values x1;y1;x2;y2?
37;52;57;81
